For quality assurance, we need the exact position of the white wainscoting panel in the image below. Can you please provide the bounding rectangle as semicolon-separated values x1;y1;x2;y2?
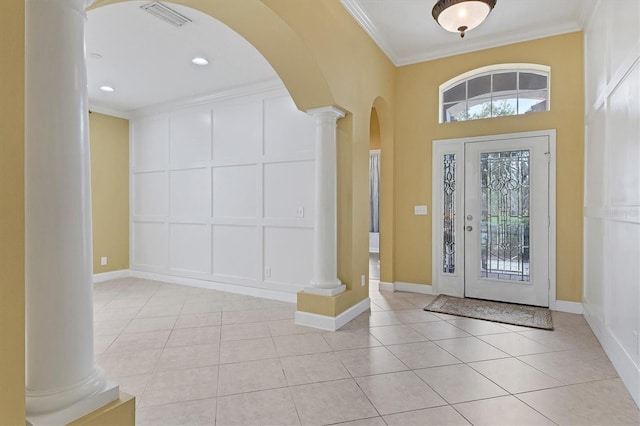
131;86;315;297
170;223;211;274
212;225;258;280
133;222;168;268
212;165;257;218
132;117;168;170
264;226;313;286
169;168;211;219
583;0;640;407
264;161;314;219
170;108;212;165
264;96;315;156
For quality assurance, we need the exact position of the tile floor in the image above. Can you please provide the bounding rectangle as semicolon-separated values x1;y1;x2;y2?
94;277;640;425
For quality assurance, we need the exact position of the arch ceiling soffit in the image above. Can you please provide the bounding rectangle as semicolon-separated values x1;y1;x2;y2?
89;0;335;111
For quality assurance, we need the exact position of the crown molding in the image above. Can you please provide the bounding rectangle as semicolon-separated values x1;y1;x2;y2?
88;103;132;120
396;21;582;66
340;0;402;66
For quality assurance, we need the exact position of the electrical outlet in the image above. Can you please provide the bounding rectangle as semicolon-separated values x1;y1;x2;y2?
265;266;271;278
414;205;428;215
296;206;304;218
361;274;366;286
100;256;107;266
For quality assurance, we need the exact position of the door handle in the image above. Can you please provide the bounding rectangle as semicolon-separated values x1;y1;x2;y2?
466;226;473;231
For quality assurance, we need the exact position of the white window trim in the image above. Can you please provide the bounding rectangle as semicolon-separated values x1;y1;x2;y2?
438;63;551;123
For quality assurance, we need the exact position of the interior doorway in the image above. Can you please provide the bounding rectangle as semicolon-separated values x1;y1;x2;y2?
432;130;556;307
369;107;381;280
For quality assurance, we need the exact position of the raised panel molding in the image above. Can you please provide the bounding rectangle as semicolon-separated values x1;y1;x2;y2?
130;87;315;298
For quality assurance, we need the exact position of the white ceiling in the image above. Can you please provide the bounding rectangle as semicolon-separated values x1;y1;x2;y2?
341;0;591;66
87;0;592;114
86;1;278;114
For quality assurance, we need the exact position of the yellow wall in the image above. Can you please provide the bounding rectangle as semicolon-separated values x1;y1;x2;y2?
90;112;130;273
0;0;25;422
394;32;585;302
69;394;135;426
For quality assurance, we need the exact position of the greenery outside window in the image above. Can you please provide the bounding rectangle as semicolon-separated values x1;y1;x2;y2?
440;64;550;123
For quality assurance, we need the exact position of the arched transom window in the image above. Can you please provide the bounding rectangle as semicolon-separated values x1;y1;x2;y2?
440;64;550;123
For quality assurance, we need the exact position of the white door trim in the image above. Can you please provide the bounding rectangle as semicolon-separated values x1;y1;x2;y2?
432;129;557;309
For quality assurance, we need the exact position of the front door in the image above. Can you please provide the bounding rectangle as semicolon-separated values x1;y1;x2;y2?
464;136;549;306
432;131;553;307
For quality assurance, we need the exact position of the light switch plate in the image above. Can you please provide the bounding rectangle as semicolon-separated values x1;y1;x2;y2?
414;205;428;215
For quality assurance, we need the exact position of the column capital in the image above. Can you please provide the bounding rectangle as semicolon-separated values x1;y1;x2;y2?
306;106;346;122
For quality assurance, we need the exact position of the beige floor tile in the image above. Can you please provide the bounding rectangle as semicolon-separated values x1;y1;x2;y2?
139;365;218;407
478;332;555;356
219;337;277;364
273;333;332;357
216;388;299;426
94;334;118;355
410;321;472;340
434;337;509;362
111;373;152;398
335;346;408;377
267;319;318;336
384;405;471;425
185;293;225;304
104;329;170;354
96;348;162;377
174;312;222;329
334;417;386;426
137;303;183;319
518;328;600;351
355;311;403;327
94;307;140;322
217;358;286;396
94;318;130;336
356;371;446;415
453;395;555;425
322;328;382;351
415;364;508;404
386;341;461;369
447;318;512;335
470;357;562;393
136;398;216;426
166;325;221;347
104;296;150;310
156;343;219;371
372;297;416;310
369;324;428;345
222;299;265;311
518;347;619;384
281;352;350;386
518;378;640;425
122;316;177;334
291;379;378;425
145;294;188;307
393;309;442;324
221;322;271;341
181;301;224;314
221;308;293;325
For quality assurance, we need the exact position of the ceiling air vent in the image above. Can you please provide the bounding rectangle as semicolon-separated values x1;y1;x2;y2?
141;1;192;27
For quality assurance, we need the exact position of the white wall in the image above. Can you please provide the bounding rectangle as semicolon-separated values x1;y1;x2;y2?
130;86;316;297
583;0;640;407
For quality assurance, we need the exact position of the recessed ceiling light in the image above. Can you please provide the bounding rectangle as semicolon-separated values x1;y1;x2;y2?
191;57;209;66
99;85;115;93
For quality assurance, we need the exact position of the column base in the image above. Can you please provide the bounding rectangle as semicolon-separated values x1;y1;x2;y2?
27;378;119;426
304;284;346;296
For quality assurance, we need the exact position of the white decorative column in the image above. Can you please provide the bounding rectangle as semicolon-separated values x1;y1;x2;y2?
306;107;346;296
25;0;118;424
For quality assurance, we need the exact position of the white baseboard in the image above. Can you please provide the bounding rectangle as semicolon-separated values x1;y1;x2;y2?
378;281;433;295
295;297;370;331
130;270;297;303
583;304;640;408
395;281;434;294
554;300;583;314
92;269;131;283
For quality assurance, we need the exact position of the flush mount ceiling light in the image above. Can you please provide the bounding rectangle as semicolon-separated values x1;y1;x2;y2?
99;85;115;93
432;0;497;38
191;57;209;66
